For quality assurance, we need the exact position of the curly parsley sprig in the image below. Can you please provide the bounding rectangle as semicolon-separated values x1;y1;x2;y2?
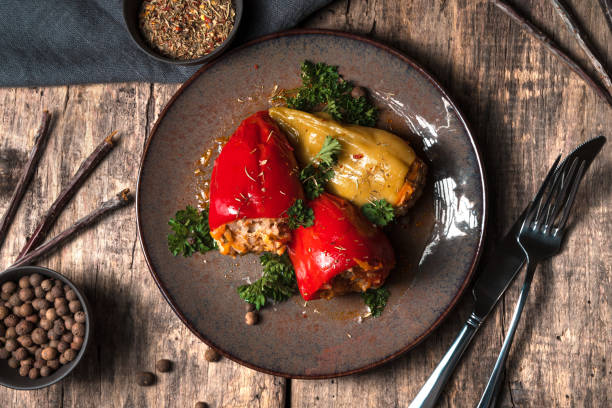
286;61;378;126
362;287;390;317
287;199;314;230
167;206;217;257
361;199;395;227
299;136;341;200
237;253;298;310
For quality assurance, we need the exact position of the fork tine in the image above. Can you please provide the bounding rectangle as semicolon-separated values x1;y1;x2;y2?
556;160;586;230
546;157;579;226
523;155;562;228
540;163;566;226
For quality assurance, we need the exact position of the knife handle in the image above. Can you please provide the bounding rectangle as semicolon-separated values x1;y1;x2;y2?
409;313;483;408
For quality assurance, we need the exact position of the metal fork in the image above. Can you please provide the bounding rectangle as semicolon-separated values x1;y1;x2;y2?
477;155;587;408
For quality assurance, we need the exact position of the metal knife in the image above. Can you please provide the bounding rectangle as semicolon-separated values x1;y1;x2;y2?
409;135;606;408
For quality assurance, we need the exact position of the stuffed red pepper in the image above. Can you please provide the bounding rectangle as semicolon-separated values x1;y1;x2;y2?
288;193;395;300
209;111;304;256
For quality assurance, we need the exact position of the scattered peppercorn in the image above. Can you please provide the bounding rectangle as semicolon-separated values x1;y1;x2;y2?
195;402;209;408
204;348;220;362
245;311;258;325
156;359;173;373
137;371;156;386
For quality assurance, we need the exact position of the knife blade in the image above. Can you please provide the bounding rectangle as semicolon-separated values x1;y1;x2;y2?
473;135;606;320
409;135;606;408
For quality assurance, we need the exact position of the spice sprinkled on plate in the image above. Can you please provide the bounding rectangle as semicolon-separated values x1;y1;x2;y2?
139;0;236;60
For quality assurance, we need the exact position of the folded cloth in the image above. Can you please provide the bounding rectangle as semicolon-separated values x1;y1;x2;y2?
0;0;332;87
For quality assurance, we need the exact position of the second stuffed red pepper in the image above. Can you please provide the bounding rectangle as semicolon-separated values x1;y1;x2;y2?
288;193;396;300
209;111;304;256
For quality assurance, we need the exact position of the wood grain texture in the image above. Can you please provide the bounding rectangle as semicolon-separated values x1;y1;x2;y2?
0;0;610;407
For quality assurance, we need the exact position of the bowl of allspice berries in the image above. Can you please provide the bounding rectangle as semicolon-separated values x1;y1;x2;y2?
0;266;90;389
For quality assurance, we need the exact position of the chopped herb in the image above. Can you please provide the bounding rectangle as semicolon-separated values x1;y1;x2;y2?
362;199;395;227
286;61;378;126
299;136;341;200
362;287;390;317
287;199;315;230
167;206;216;257
237;253;298;310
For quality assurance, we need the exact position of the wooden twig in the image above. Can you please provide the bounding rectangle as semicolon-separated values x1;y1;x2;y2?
0;111;51;251
598;0;612;35
11;189;133;268
551;0;612;99
16;131;118;260
493;0;612;109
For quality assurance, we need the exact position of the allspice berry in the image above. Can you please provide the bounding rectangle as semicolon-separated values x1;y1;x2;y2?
136;371;156;386
32;298;49;311
0;305;9;320
74;311;86;323
34;286;45;298
14;347;28;361
195;403;209;408
20;303;34;317
28;367;40;379
15;320;34;335
41;347;58;361
65;290;77;301
53;319;65;335
2;281;17;294
29;273;43;287
18;365;29;377
63;349;77;362
40;318;52;330
57;341;69;353
20;358;33;367
18;287;34;302
68;300;82;313
6;327;17;339
17;335;33;348
61;332;73;343
245;311;258;325
46;359;60;370
56;303;69;317
45;308;57;321
54;297;67;308
8;294;22;307
63;316;75;330
155;359;172;373
18;276;30;288
41;279;53;291
204;348;220;362
71;336;84;350
50;285;63;300
8;357;19;369
25;314;39;324
4;314;19;327
40;366;52;377
34;359;44;369
72;323;85;337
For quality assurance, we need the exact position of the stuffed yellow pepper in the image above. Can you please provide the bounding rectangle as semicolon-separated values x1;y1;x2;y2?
268;107;427;213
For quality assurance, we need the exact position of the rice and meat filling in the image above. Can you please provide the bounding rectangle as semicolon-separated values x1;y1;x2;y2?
210;217;291;256
317;261;391;300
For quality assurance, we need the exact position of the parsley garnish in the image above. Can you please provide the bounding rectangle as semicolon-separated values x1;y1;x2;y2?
361;199;395;227
237;253;298;310
287;199;314;230
362;287;390;317
167;206;217;257
299;136;341;200
286;61;378;126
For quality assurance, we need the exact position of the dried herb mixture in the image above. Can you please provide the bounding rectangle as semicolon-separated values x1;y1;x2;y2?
139;0;235;60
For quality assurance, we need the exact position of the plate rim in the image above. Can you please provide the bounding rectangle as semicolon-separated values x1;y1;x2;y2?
136;28;488;379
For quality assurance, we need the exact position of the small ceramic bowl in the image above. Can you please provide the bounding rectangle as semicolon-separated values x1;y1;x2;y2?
0;266;91;390
123;0;244;65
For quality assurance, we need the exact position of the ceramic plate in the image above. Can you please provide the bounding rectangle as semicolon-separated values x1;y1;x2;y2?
137;30;486;378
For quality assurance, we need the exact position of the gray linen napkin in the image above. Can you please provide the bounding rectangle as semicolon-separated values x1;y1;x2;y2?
0;0;332;87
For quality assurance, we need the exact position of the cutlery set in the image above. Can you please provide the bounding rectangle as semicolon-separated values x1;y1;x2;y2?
410;136;606;408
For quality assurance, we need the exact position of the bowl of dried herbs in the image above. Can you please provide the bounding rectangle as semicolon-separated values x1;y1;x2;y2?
123;0;243;65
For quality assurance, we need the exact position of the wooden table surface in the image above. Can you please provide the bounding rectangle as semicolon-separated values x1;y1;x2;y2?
0;0;610;406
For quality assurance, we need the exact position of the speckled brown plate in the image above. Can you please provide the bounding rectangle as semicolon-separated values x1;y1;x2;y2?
137;30;487;379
